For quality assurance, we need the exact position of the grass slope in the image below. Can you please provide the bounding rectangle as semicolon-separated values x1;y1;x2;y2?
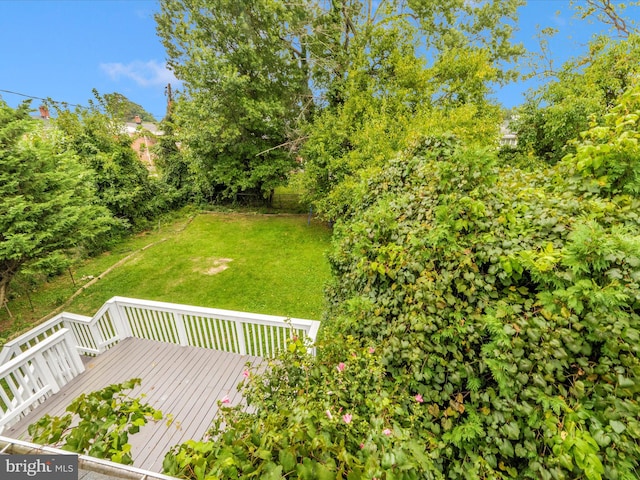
1;213;331;340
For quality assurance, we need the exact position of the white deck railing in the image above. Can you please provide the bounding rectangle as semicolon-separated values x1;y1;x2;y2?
0;312;97;364
0;328;85;432
0;296;320;432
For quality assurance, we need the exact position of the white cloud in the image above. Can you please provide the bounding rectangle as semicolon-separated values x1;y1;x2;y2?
551;14;568;28
100;60;178;87
135;8;152;20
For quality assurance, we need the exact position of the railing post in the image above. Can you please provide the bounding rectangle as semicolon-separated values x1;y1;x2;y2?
62;330;85;375
88;323;107;354
174;313;189;346
307;321;320;344
0;344;19;365
31;353;61;394
108;300;133;340
234;320;247;355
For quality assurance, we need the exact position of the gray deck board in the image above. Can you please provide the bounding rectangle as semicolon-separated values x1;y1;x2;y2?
2;338;262;473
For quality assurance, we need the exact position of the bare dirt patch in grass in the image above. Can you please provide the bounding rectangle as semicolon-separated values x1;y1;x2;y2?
193;257;234;275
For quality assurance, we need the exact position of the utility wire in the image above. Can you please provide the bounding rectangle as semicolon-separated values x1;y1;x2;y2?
0;88;86;108
0;88;167;121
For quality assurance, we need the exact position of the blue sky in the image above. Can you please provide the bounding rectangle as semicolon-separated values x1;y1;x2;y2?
0;0;637;120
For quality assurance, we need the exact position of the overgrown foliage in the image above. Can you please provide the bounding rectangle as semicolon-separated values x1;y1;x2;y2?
514;34;640;164
321;132;640;478
52;92;172;234
29;379;163;465
164;338;441;480
566;83;640;197
165;86;640;479
155;0;523;208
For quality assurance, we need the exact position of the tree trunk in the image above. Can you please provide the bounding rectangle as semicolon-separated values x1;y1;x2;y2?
0;260;21;315
0;278;9;314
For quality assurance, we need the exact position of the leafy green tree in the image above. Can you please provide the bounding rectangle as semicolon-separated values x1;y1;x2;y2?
300;14;433;220
103;92;156;123
0;100;112;309
155;0;523;207
156;0;311;202
304;0;523;108
297;0;524;219
153;106;193;203
53;94;167;230
514;34;640;164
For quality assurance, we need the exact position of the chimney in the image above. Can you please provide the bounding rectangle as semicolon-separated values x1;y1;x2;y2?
134;115;142;125
39;105;50;119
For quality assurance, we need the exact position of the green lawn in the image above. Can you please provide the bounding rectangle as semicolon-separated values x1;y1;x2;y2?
1;212;332;339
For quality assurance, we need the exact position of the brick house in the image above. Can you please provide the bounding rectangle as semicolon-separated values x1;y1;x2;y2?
124;115;162;172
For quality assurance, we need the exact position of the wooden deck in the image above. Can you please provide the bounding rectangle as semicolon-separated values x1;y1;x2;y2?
2;337;263;473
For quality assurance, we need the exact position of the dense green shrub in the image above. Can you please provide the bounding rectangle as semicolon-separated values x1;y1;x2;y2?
164;338;443;479
53;101;172;233
0;100;113;309
323;154;639;478
321;104;640;478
